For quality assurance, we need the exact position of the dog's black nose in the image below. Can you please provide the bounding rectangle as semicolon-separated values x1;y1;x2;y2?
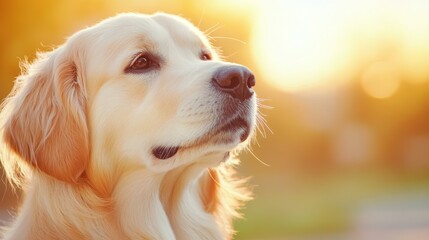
212;66;255;100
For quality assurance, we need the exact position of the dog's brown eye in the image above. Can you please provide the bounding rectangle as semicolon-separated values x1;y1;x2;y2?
201;53;211;61
131;56;150;69
126;53;160;73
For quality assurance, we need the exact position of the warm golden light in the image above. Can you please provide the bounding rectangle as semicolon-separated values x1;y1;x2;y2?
251;2;352;92
2;1;429;239
397;3;429;85
250;1;429;93
361;61;401;99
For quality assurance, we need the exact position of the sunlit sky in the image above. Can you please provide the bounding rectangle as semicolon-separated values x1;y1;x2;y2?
249;0;429;98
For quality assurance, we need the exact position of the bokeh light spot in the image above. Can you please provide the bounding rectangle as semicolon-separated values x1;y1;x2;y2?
361;61;401;99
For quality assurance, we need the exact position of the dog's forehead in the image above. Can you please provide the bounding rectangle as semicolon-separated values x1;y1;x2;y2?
90;13;208;50
151;13;208;47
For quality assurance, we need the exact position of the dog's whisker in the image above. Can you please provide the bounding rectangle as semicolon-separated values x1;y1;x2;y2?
258;104;273;110
248;148;270;167
223;52;238;60
259;117;273;136
256;106;273;136
210;36;247;45
256;99;273;137
255;119;267;139
257;98;274;110
197;8;207;28
204;23;222;37
212;46;225;60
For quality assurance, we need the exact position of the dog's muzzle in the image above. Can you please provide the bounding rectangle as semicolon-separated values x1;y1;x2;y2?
152;65;256;160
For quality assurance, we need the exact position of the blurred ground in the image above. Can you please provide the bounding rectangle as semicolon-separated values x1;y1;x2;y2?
234;166;429;239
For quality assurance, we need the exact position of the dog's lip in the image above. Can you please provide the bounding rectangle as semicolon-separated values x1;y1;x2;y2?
152;146;180;160
152;117;251;160
184;116;251;147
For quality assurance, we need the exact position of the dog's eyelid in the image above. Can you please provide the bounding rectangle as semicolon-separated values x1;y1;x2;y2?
131;52;161;65
125;52;161;74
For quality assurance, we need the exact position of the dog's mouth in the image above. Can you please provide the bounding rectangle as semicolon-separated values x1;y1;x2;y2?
152;117;251;160
152;146;180;160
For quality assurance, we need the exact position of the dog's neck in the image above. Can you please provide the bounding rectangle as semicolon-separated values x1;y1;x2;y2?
113;162;224;239
163;161;225;239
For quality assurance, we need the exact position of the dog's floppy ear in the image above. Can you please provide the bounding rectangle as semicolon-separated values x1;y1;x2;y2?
2;45;89;183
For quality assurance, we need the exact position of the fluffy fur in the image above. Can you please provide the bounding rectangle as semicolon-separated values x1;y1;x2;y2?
0;13;257;240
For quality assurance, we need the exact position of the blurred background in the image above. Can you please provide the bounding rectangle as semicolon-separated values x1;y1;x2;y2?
1;0;429;239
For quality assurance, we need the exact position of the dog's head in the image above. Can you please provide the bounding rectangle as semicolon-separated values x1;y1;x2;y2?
1;13;257;183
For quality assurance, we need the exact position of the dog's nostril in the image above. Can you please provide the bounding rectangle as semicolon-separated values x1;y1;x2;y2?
247;75;256;89
215;75;240;89
230;76;240;89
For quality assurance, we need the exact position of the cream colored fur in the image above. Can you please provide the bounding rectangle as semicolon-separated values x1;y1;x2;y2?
0;13;256;240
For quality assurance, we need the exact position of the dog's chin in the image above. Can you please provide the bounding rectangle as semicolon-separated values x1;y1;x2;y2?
152;117;252;160
218;117;251;142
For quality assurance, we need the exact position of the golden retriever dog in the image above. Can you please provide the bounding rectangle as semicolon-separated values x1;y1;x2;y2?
0;12;257;240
